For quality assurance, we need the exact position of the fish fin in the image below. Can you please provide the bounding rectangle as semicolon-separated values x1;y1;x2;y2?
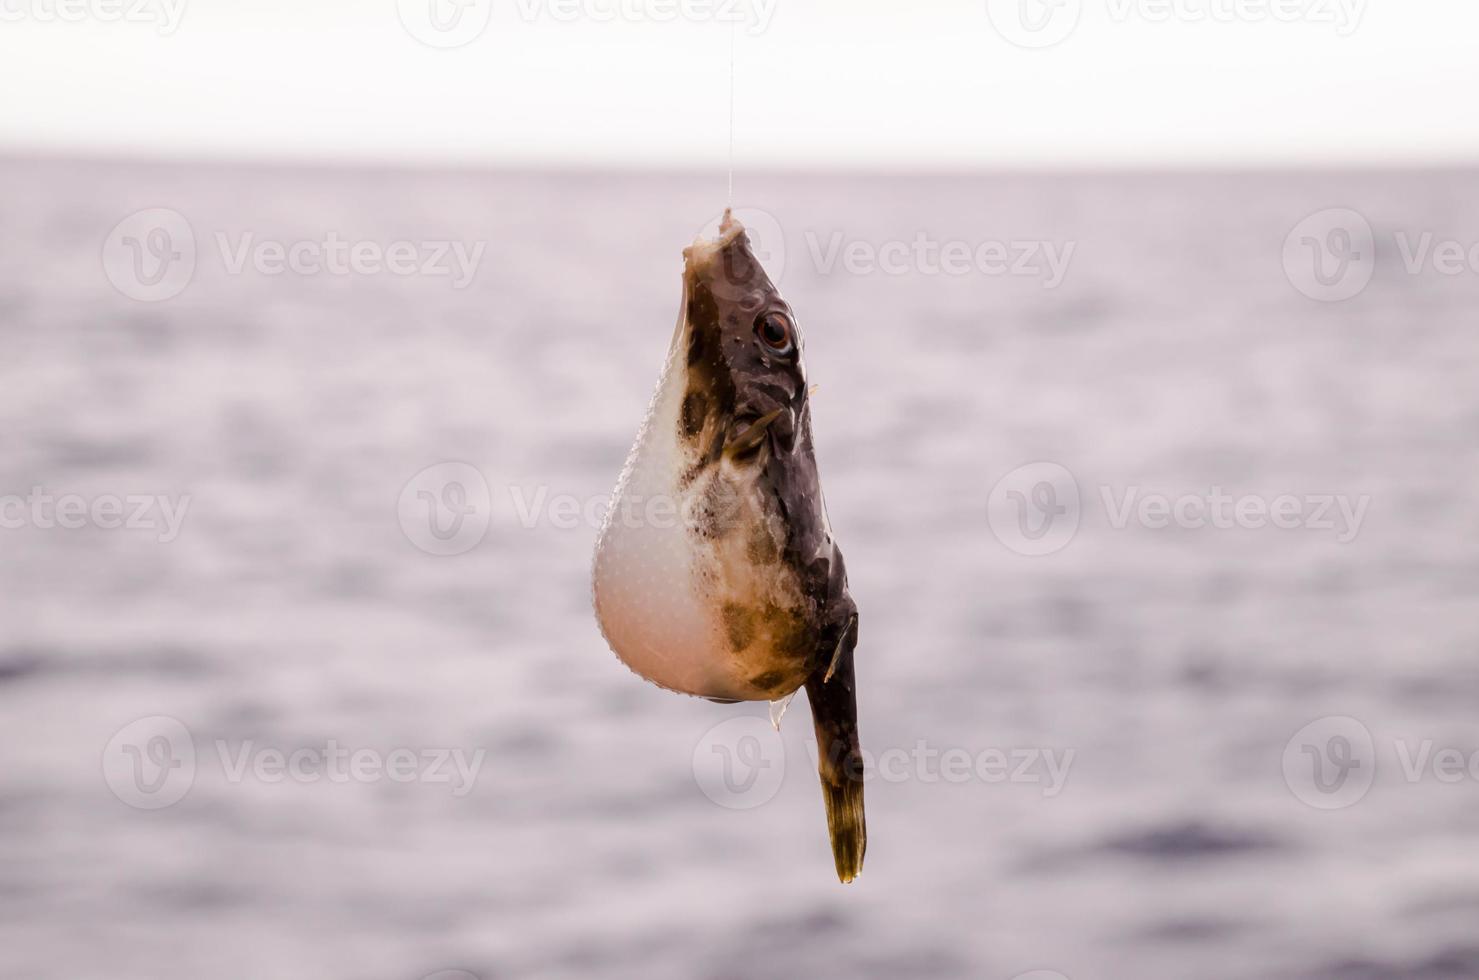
822;614;856;684
723;408;784;460
805;619;865;884
768;691;797;730
809;384;820;398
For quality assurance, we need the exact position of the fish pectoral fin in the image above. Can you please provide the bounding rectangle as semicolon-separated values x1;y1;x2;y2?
723;408;785;461
805;624;865;884
768;690;798;730
823;615;857;684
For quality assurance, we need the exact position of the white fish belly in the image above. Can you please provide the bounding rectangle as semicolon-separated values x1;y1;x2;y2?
592;325;739;699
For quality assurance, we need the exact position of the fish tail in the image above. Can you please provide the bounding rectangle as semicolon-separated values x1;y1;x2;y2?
805;617;865;884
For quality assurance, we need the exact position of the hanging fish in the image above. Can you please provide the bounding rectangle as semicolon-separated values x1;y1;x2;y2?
592;210;866;883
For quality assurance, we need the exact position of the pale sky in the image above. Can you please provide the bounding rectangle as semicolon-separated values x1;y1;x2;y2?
2;0;1476;169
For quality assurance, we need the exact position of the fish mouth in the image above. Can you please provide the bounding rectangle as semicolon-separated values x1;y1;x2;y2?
684;208;768;307
684;208;748;276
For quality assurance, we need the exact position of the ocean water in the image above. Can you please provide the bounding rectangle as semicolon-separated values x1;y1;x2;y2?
2;157;1479;980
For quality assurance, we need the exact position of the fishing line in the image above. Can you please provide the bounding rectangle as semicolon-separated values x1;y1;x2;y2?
727;13;736;206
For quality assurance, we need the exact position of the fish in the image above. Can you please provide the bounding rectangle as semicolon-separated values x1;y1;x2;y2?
591;209;866;883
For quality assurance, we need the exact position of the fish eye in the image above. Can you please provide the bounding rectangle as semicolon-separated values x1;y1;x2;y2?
754;311;795;356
